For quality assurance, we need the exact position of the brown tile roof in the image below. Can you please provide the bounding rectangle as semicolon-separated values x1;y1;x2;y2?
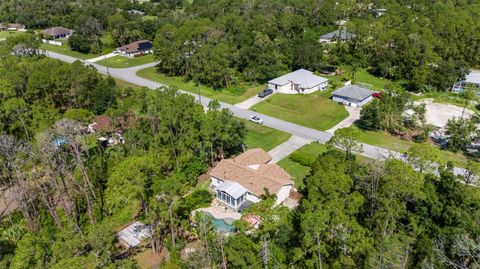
117;40;152;54
232;148;271;166
210;149;292;197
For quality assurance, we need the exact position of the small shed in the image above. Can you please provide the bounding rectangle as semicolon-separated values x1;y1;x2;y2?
117;221;152;249
332;85;374;107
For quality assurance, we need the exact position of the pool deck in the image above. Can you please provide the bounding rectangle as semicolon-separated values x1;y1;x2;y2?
193;204;242;221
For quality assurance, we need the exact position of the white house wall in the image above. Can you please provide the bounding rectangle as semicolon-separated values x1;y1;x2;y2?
270;81;328;94
210;176;223;188
275;185;292;205
246;193;260;203
332;96;373;107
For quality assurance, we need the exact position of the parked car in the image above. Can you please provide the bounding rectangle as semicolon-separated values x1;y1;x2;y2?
372;92;383;98
249;115;263;124
258;88;273;98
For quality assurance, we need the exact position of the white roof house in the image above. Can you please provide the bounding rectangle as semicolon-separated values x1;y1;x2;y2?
319;29;356;43
452;70;480;94
117;221;151;249
268;69;329;94
332;85;375;107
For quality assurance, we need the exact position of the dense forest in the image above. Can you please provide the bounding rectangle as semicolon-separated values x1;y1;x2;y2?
2;0;480;90
1;0;480;268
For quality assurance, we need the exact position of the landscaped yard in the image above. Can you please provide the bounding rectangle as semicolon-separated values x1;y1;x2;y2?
137;67;265;104
96;54;155;68
244;121;291;151
250;90;349;131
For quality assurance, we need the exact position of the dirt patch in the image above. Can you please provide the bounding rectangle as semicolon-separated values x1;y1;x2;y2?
415;99;474;128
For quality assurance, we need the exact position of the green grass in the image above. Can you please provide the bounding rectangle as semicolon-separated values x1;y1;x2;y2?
136;67;265;104
278;143;328;188
251;91;348;131
244;121;291;151
42;43;99;59
0;31;22;39
351;125;470;168
96;54;155;68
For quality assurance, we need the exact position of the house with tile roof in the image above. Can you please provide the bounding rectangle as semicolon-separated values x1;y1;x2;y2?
41;26;74;39
115;40;153;58
268;69;329;94
210;149;293;211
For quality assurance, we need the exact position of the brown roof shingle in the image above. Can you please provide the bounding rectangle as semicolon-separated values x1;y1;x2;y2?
117;40;152;54
210;149;292;197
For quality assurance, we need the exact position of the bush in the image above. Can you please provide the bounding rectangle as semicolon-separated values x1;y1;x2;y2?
63;108;94;123
177;189;213;218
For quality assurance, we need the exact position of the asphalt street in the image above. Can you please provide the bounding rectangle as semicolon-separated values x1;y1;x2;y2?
45;51;470;178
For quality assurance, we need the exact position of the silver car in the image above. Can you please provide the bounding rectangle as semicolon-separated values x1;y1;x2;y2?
249;115;263;124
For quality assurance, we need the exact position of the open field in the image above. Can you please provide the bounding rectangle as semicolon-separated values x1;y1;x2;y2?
244;121;291;151
251;90;349;131
96;54;155;68
137;67;265;104
42;43;98;59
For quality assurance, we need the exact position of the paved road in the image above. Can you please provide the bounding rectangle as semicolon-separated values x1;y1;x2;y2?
45;51;471;179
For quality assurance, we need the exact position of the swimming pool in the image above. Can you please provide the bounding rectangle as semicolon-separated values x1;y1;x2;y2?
204;212;233;233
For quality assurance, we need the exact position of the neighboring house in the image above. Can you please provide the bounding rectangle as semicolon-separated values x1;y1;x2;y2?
268;69;329;94
115;40;153;58
88;115;114;133
319;29;356;43
452;70;480;94
0;23;26;31
332;85;375;107
210;149;293;211
41;26;74;39
117;222;151;249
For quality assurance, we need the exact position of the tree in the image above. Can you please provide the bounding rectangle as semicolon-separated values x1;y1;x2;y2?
327;127;363;160
405;143;441;174
68;33;92;53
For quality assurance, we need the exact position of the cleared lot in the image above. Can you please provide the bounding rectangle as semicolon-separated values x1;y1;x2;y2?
415;99;474;128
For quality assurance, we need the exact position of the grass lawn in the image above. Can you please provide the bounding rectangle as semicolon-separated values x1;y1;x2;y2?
137;67;265;104
42;43;98;59
0;31;22;39
351;125;470;168
244;121;291;151
278;143;328;188
96;54;155;68
251;90;349;131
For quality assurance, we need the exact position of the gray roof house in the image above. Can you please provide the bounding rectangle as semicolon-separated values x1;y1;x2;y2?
332;85;375;107
41;27;74;39
268;69;329;94
319;29;356;43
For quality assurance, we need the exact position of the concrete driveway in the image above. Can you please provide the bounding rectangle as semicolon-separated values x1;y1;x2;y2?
235;91;276;109
86;52;116;63
268;135;313;163
326;105;361;134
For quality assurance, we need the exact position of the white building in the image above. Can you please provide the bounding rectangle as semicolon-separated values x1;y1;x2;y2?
115;40;153;58
332;85;375;107
117;222;151;249
210;149;293;211
268;69;328;94
452;70;480;94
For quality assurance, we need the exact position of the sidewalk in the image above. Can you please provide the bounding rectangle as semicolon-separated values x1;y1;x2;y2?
268;135;313;163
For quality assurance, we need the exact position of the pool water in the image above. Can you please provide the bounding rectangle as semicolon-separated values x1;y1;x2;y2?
205;212;233;233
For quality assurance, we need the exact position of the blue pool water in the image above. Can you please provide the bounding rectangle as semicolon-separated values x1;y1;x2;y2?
204;212;233;233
